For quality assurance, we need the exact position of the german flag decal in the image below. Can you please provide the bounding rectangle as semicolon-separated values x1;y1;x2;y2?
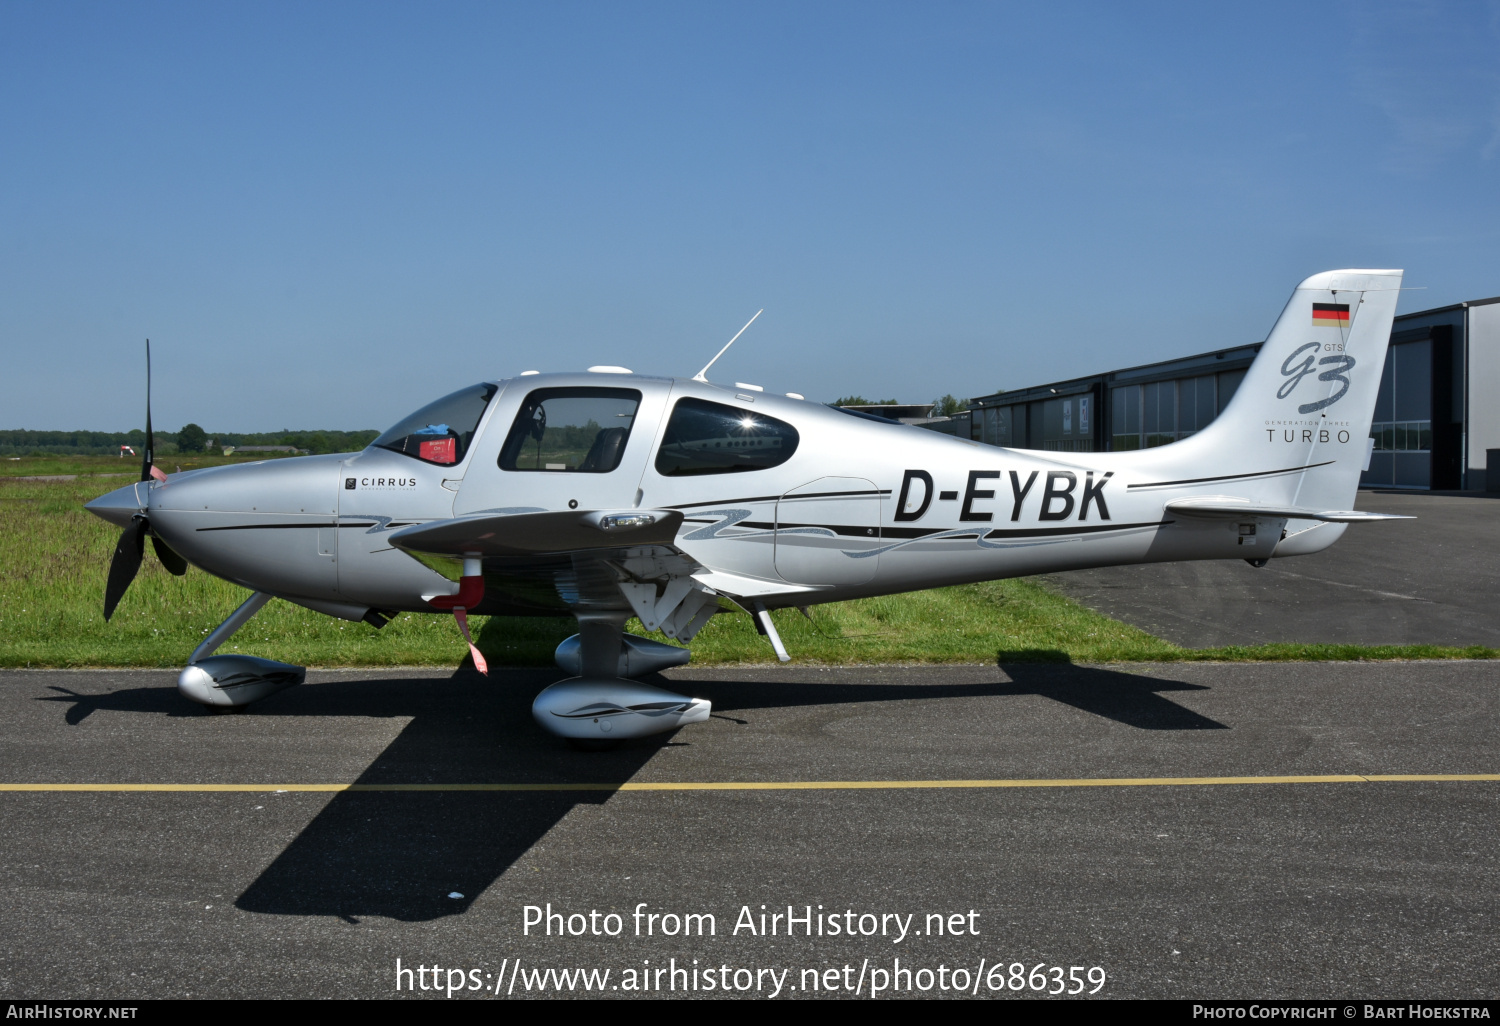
1312;303;1350;327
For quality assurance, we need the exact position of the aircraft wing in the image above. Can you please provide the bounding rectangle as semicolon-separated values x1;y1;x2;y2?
387;508;814;640
388;508;686;557
1164;498;1413;523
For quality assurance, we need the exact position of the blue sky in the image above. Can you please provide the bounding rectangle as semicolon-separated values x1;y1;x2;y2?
2;1;1498;432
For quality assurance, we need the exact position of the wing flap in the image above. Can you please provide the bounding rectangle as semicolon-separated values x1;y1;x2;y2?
690;568;823;599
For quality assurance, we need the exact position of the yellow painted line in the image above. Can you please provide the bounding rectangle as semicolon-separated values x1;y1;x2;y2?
0;774;1496;793
1362;773;1500;782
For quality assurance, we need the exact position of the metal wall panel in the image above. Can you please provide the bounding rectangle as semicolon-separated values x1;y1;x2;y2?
1468;302;1500;482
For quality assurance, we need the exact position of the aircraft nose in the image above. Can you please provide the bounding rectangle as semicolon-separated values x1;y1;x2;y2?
85;481;147;529
151;456;343;516
144;455;348;595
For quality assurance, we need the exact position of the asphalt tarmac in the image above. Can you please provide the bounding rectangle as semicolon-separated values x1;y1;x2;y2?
1047;490;1500;648
1;661;1496;1000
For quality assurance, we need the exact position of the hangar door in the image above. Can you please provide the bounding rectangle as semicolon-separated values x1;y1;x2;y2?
774;477;881;586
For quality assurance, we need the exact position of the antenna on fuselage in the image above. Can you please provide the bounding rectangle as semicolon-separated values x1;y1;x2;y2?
692;309;763;383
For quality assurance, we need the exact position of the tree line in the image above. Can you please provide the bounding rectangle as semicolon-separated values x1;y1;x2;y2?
829;395;968;416
0;427;380;457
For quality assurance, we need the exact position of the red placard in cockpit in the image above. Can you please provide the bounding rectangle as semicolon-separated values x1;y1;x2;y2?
419;437;456;464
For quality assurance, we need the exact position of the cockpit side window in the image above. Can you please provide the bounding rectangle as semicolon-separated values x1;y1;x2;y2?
372;383;497;466
654;397;799;476
499;388;642;473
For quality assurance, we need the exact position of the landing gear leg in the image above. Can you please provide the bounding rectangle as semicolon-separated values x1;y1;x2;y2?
532;612;711;745
177;592;306;709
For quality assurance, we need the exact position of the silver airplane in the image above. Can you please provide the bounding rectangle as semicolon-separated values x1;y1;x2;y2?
87;269;1410;747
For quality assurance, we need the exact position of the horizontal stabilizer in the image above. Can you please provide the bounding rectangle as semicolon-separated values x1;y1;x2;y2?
389;508;685;557
1165;498;1413;523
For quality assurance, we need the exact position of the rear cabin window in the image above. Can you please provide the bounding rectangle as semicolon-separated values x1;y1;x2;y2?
499;388;642;473
654;397;799;476
372;383;497;466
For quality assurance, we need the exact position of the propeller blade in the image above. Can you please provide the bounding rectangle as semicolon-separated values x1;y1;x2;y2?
140;339;156;484
152;533;188;576
104;519;147;621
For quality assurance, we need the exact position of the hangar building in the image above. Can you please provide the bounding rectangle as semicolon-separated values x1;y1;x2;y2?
950;296;1500;490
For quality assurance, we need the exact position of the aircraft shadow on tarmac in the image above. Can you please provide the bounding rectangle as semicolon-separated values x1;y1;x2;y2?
40;659;1224;923
704;656;1229;733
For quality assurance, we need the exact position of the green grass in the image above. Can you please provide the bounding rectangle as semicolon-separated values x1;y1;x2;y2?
0;453;295;478
2;477;1493;668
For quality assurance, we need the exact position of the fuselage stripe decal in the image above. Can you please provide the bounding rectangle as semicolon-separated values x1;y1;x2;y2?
1126;461;1336;490
667;489;890;510
983;520;1168;539
745;520;882;537
704;519;1168;539
194;522;419;532
196;522;344;531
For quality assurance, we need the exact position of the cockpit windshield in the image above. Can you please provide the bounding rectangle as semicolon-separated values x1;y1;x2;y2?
372;383;497;465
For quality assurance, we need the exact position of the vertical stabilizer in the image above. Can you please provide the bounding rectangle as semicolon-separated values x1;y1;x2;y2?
1171;269;1403;516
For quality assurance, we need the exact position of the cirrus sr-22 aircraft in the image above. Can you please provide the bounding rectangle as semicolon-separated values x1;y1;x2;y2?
87;269;1410;747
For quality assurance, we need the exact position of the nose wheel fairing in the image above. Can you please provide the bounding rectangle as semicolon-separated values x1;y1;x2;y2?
178;655;305;708
172;592;306;710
